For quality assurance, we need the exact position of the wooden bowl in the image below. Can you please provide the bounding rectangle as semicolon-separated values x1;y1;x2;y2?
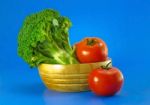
38;59;112;92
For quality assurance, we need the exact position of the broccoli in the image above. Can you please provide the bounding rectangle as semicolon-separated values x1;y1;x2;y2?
18;9;79;67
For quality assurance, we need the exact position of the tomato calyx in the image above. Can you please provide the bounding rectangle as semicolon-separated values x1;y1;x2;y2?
86;39;97;46
75;37;108;63
101;62;112;70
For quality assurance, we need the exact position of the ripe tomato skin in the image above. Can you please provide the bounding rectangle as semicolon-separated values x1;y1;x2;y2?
75;37;108;63
88;67;124;96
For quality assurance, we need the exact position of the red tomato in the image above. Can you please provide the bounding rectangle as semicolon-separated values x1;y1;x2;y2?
75;37;108;63
88;65;124;96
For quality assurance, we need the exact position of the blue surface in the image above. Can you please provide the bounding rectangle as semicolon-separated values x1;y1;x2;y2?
0;0;150;105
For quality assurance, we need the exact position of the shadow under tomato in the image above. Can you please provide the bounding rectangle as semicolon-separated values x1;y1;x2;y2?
43;89;126;105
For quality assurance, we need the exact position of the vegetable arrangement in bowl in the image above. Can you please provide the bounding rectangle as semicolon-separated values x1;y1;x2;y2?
18;9;123;96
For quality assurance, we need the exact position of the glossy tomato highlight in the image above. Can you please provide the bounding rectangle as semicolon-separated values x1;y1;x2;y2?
75;37;108;63
88;64;124;96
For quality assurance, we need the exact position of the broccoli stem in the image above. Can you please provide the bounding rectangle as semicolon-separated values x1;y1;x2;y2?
18;9;79;67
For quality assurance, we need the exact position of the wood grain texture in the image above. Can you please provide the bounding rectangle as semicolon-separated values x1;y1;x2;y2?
38;59;112;92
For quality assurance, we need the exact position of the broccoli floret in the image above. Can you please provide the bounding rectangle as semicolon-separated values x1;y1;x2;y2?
18;9;78;67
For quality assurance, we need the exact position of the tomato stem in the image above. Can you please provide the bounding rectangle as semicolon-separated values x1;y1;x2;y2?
87;39;97;46
106;62;112;68
101;61;112;70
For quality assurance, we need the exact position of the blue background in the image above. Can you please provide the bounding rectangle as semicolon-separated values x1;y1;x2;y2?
0;0;150;105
